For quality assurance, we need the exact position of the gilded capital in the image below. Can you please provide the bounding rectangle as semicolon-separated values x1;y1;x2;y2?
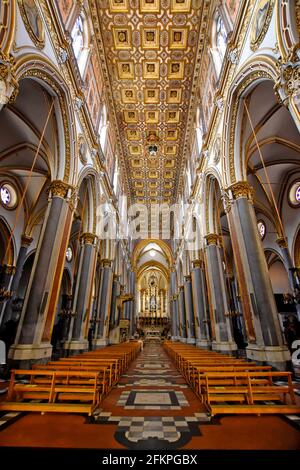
1;264;16;275
81;232;97;245
192;259;204;269
100;259;113;268
276;237;288;249
0;53;19;106
49;180;73;199
229;181;254;200
21;234;33;247
205;233;219;246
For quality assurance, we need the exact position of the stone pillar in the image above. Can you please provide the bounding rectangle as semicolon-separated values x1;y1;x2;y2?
109;274;120;329
183;275;196;344
276;237;300;289
64;233;98;354
191;260;210;348
94;260;113;347
9;181;75;367
169;271;178;340
129;270;136;337
178;285;187;342
2;235;33;325
0;265;16;323
205;234;236;353
228;181;290;367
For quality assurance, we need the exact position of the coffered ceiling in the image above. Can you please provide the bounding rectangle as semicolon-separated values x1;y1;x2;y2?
90;0;210;204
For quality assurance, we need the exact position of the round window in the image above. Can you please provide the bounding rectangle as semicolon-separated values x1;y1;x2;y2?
289;181;300;207
66;246;73;262
0;182;18;209
257;220;266;240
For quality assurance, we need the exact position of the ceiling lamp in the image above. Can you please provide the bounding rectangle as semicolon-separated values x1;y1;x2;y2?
150;249;156;258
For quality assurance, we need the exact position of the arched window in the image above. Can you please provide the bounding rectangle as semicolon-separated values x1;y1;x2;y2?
71;14;89;75
211;11;228;77
98;104;108;153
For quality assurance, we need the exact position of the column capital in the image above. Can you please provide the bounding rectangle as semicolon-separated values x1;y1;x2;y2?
184;275;192;282
0;52;19;106
276;236;288;249
81;232;98;245
48;180;75;199
0;264;16;275
21;234;33;247
229;181;254;200
100;259;113;268
205;233;219;246
192;259;204;269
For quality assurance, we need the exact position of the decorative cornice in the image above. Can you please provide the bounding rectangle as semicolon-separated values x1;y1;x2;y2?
205;234;219;246
229;181;254;200
21;234;33;247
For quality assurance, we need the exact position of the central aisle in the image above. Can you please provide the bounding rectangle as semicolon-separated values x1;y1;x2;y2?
95;342;210;449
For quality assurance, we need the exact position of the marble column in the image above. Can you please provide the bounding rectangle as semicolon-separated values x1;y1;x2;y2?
64;233;98;354
0;265;16;323
191;260;210;348
178;285;187;342
9;181;75;367
94;260;113;347
276;237;300;320
109;274;120;329
205;234;236;353
184;275;196;344
2;235;33;325
169;271;178;340
228;181;290;367
129;270;136;337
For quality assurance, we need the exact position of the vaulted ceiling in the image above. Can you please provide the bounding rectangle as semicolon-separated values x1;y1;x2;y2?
90;0;210;204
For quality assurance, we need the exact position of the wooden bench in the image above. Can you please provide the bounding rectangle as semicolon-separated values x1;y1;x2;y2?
201;371;300;415
0;369;102;416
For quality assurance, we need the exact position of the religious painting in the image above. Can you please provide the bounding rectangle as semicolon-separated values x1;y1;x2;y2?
19;0;45;48
250;0;274;51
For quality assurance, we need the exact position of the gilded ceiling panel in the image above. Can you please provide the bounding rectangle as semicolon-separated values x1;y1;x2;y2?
95;0;205;203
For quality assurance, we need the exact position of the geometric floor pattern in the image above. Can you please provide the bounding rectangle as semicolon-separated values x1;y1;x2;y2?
93;342;212;448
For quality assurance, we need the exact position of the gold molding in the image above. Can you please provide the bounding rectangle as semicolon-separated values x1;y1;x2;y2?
250;0;275;52
18;0;45;50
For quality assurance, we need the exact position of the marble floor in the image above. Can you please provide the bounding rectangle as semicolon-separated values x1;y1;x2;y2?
0;343;299;450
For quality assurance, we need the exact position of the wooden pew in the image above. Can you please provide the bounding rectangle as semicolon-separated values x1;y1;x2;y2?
0;369;103;416
201;370;300;415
